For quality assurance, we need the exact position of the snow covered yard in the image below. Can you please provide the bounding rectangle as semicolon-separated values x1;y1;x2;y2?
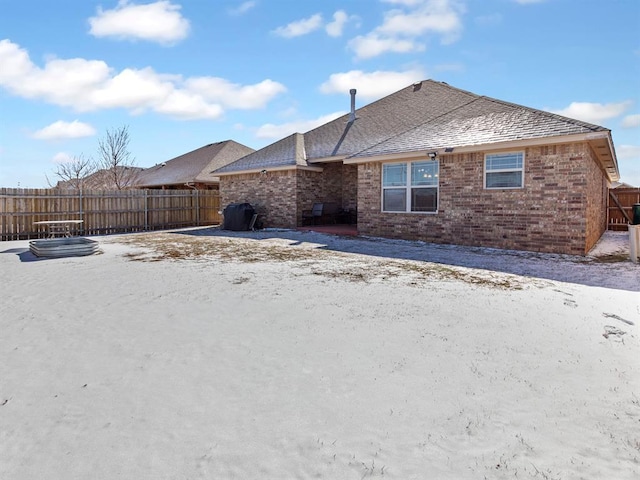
0;228;638;479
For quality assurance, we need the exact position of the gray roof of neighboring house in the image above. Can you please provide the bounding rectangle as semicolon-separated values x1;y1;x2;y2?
213;79;614;175
215;133;306;174
136;140;255;187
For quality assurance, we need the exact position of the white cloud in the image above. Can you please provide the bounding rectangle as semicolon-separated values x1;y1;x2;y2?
621;114;640;128
349;0;466;59
52;152;74;164
0;39;286;120
228;1;257;16
349;33;420;59
377;3;464;40
618;144;640;159
272;14;323;38
88;0;190;45
325;11;349;37
185;77;287;109
154;90;225;120
617;145;640;187
255;112;345;139
319;68;426;100
32;120;96;140
547;101;633;124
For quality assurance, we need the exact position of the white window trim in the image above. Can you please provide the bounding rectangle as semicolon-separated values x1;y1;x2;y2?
381;160;439;214
484;151;525;190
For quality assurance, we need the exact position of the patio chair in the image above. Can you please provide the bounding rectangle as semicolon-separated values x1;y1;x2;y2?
302;203;324;225
320;202;339;224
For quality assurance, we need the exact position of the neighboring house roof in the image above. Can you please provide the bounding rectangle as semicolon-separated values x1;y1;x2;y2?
612;181;636;189
214;80;619;181
215;133;308;174
136;140;255;187
55;166;144;190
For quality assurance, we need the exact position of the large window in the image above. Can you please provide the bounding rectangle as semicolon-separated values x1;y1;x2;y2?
382;160;439;213
485;152;524;189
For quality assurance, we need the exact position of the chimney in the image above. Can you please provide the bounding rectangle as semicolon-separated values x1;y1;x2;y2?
349;89;357;122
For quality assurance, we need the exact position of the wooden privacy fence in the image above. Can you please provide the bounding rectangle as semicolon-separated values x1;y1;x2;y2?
608;187;640;231
0;188;221;241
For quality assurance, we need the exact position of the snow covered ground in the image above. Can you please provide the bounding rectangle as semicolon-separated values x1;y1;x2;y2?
0;228;638;479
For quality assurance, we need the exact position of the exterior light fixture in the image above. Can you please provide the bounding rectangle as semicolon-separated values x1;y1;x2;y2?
428;151;437;159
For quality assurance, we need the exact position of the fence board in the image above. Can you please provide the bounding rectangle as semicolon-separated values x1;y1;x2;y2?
608;187;640;231
0;188;220;240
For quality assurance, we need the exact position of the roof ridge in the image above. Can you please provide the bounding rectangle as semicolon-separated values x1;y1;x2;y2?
302;78;449;136
348;95;483;159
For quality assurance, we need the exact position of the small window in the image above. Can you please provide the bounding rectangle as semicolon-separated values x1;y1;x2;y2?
485;152;524;189
382;160;438;213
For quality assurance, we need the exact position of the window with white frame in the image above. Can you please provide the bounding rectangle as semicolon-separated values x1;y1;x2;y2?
382;160;439;212
485;152;524;189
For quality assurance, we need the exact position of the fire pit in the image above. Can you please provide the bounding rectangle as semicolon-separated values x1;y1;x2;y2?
29;237;99;258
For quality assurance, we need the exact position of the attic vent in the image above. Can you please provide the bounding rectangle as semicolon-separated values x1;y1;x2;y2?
412;81;422;92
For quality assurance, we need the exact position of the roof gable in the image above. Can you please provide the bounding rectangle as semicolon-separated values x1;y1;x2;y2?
215;133;307;174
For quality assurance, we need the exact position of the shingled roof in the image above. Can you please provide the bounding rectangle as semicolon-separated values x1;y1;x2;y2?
214;80;619;180
136;140;255;187
350;95;608;157
215;133;308;174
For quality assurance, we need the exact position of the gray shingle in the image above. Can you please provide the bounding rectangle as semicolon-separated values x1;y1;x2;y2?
304;80;478;160
212;79;613;174
351;94;608;158
136;140;254;187
215;133;306;174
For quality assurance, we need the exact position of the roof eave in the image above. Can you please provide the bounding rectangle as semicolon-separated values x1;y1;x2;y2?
585;132;620;182
216;165;324;176
345;132;620;182
307;155;347;164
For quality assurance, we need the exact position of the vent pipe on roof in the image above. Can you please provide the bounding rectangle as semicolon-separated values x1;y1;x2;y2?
349;89;357;122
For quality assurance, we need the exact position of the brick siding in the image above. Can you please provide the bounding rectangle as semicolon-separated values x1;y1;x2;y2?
220;141;608;254
357;142;606;255
220;170;298;228
221;164;359;229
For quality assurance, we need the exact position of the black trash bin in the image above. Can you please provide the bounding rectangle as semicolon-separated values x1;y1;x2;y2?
632;203;640;225
222;203;256;231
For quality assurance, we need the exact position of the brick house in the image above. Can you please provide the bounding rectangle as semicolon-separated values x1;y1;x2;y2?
215;80;619;255
135;140;254;190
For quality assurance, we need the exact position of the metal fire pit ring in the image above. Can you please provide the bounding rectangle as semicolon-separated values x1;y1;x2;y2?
29;237;99;258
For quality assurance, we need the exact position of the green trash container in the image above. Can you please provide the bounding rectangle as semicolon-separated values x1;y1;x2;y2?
633;203;640;225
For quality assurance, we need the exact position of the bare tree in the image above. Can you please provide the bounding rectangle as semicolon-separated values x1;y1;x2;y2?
47;154;97;190
96;125;138;190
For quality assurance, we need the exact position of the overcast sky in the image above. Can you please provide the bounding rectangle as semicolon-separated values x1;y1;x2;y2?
0;0;638;187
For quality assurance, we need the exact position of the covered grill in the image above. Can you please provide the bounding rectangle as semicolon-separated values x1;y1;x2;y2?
222;203;257;231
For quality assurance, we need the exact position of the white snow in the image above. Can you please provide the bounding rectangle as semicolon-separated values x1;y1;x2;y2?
0;228;638;479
